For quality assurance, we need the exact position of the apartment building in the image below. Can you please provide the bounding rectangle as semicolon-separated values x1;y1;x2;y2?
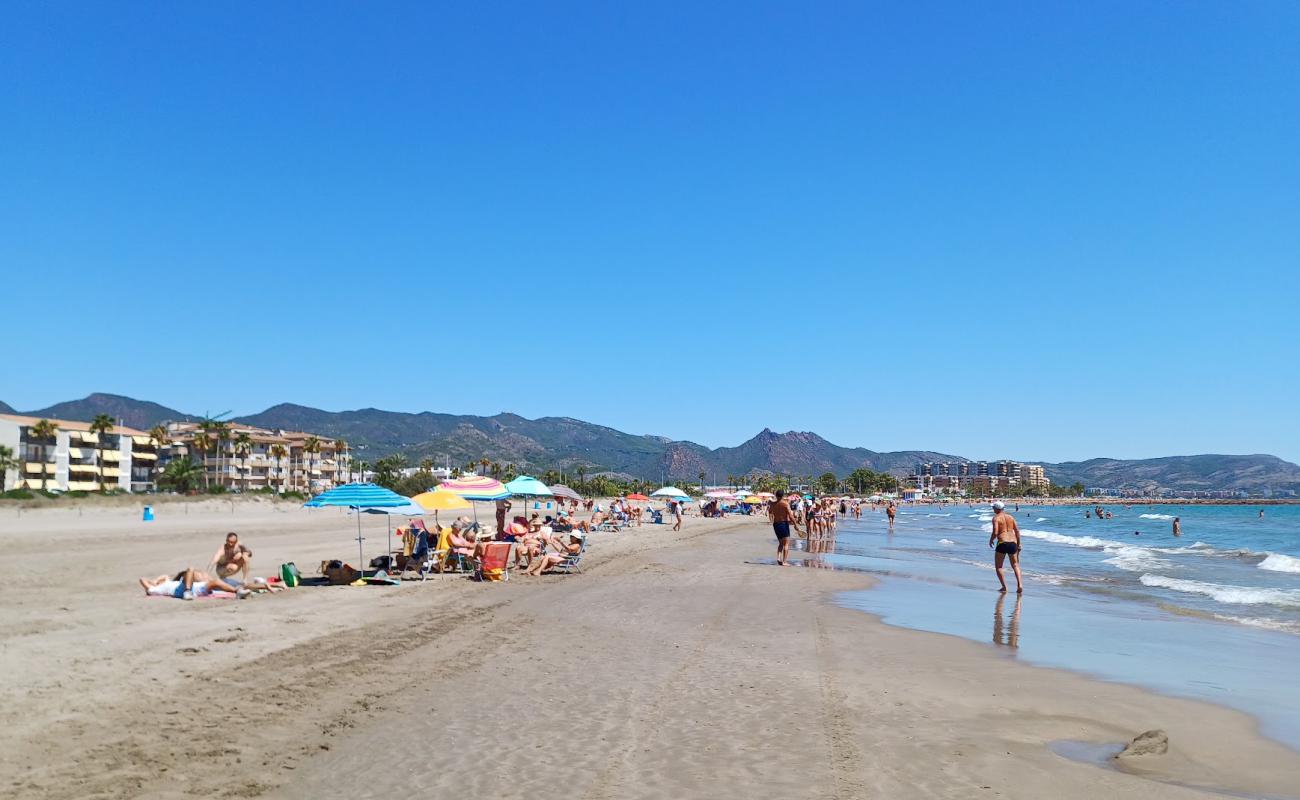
912;459;1051;495
0;414;158;492
165;422;348;493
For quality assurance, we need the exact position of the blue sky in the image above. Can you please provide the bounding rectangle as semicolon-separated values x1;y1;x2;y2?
3;2;1298;463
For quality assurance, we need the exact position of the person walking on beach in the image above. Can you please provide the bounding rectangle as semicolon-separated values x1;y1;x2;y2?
886;501;896;530
1172;517;1181;537
769;490;797;566
988;501;1023;593
671;499;683;532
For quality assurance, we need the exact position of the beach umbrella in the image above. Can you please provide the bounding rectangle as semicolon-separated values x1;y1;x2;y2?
411;488;473;530
360;499;425;565
506;475;554;517
549;484;583;501
704;490;736;499
411;489;473;512
651;486;689;499
757;492;777;500
437;476;510;527
742;495;763;504
438;476;510;500
505;475;553;497
626;493;650;501
304;483;412;570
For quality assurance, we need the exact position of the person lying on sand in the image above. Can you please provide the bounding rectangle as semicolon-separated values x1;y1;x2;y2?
139;569;252;600
525;531;584;576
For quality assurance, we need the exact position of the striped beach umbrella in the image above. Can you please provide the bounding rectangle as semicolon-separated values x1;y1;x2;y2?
304;483;412;570
548;484;583;501
438;476;510;501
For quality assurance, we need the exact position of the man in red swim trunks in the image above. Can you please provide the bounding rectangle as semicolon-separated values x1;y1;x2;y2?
987;501;1023;593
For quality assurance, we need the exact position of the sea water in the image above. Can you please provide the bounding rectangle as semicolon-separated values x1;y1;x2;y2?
827;503;1300;750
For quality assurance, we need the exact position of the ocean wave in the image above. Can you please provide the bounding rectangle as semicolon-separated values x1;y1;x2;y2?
1258;553;1300;574
1139;513;1175;520
981;522;993;533
1213;614;1300;635
1035;517;1049;522
1103;548;1173;572
927;513;952;517
1139;575;1300;608
1019;529;1172;572
1020;529;1114;549
977;514;994;522
938;538;956;545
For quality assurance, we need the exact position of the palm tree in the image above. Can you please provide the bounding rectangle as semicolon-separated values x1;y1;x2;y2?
269;444;289;494
0;444;17;490
480;458;490;477
698;470;707;496
192;433;213;490
576;465;586;492
147;425;170;490
159;458;203;493
30;419;58;492
89;414;114;492
213;421;231;491
334;438;348;484
420;458;435;473
303;437;321;494
234;432;253;493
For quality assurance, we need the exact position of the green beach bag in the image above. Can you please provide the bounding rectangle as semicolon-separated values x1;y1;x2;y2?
280;562;301;588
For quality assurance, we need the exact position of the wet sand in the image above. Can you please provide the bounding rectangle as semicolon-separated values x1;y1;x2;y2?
2;499;1298;799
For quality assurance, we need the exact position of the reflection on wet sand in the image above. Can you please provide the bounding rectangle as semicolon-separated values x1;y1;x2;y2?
993;593;1021;649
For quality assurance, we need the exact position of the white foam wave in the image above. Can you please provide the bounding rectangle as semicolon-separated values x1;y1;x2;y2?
1019;529;1172;572
980;522;993;533
1103;548;1172;572
1213;614;1300;635
1139;575;1300;608
938;538;956;545
1139;513;1175;520
1035;517;1048;522
1020;529;1113;549
977;514;994;522
927;513;952;517
1258;553;1300;574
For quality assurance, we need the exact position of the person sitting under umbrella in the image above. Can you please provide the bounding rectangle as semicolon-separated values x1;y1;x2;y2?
525;531;584;576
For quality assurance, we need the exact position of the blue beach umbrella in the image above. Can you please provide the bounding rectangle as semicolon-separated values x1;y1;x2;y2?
305;482;413;570
506;475;554;513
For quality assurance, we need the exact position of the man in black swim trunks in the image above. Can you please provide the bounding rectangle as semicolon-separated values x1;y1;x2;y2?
769;490;798;566
988;501;1023;593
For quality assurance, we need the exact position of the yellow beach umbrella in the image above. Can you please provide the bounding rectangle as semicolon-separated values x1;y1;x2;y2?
412;490;472;511
743;495;763;504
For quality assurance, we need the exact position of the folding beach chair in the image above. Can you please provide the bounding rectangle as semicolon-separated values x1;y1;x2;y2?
553;536;587;574
474;541;513;582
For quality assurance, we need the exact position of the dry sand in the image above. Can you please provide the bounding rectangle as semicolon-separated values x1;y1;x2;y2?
1;498;1298;799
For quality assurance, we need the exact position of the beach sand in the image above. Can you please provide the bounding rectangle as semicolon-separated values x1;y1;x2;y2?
2;499;1298;799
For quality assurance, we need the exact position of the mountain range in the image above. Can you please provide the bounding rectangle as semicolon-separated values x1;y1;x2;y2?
4;393;1299;494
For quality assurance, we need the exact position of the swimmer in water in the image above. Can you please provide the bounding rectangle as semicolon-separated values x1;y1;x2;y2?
1172;517;1181;537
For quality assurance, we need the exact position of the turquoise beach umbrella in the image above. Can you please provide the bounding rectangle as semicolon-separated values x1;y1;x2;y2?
305;482;411;569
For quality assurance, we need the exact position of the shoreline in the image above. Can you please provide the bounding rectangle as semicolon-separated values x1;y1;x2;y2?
2;505;1298;798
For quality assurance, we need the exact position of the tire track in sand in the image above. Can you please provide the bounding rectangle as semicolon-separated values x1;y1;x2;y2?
816;611;865;799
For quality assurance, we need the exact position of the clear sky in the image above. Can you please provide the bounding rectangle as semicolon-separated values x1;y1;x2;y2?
3;2;1298;464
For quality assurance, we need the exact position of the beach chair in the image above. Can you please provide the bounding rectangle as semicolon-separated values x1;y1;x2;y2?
553;536;587;574
594;518;623;533
475;541;512;582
